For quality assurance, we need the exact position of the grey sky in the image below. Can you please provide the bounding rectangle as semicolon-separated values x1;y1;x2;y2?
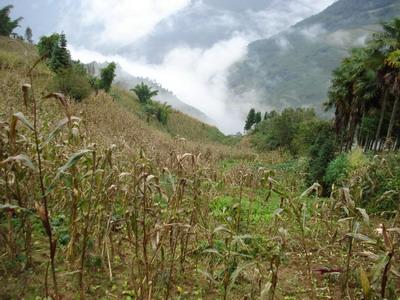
7;0;337;133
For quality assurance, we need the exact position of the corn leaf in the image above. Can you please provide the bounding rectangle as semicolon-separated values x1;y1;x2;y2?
359;267;370;298
356;207;370;225
41;116;80;149
0;154;37;172
46;149;92;194
227;262;256;296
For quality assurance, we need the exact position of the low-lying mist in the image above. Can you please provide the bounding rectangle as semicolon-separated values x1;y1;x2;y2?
64;0;337;134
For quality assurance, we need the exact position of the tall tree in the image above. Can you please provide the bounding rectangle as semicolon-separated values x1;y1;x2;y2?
25;26;32;43
130;82;158;104
255;111;262;124
0;5;22;37
383;50;400;146
50;33;71;72
99;62;116;93
38;33;60;58
244;108;256;131
369;19;400;148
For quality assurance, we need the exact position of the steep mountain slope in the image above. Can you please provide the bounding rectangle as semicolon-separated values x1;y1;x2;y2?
228;0;400;114
86;62;214;125
0;37;236;150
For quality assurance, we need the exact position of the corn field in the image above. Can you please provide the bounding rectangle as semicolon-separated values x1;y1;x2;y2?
1;42;400;300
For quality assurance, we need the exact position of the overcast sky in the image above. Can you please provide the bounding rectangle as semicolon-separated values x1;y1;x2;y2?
8;0;337;133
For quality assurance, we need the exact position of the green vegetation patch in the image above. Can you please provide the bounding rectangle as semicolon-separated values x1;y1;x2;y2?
210;190;281;225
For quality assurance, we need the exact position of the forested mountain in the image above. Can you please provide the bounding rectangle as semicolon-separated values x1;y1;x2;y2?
85;62;214;125
228;0;400;114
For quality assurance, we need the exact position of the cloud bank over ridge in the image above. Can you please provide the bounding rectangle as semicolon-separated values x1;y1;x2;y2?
9;0;337;133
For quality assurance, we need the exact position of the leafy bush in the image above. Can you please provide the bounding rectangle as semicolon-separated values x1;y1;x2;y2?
52;63;92;101
324;148;369;189
324;154;349;187
306;122;336;194
98;62;116;93
347;147;368;169
307;134;336;193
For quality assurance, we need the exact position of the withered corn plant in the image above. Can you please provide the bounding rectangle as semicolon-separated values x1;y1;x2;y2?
3;42;400;300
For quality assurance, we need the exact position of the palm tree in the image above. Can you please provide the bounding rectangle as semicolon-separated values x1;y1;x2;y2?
327;48;372;151
327;18;400;152
352;47;381;149
326;57;354;151
383;50;400;147
372;19;400;148
130;82;158;104
0;5;23;37
156;102;172;125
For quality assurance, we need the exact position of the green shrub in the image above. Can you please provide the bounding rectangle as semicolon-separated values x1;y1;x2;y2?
250;108;331;156
98;62;116;93
347;147;368;169
307;124;336;194
52;63;92;101
324;154;350;187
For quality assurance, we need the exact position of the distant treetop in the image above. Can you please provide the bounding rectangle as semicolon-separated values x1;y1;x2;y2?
0;5;23;37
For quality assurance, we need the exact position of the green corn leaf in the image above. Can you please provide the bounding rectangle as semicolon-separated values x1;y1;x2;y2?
41;116;80;149
57;149;92;175
45;149;92;194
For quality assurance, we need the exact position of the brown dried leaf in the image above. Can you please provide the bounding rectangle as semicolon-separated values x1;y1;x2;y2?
34;201;47;222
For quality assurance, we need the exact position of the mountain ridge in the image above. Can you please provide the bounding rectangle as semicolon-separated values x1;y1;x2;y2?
228;0;400;115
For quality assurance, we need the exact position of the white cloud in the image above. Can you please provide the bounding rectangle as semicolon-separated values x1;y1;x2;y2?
65;0;337;134
68;0;190;48
275;37;292;51
327;30;370;47
70;35;249;133
300;24;327;40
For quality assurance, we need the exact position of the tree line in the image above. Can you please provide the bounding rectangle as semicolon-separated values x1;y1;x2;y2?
1;4;116;101
325;18;400;152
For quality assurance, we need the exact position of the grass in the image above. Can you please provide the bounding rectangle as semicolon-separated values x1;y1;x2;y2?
1;37;400;300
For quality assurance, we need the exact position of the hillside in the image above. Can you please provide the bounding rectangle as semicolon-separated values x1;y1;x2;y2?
86;61;214;125
0;36;236;149
109;87;237;145
2;21;400;300
228;0;400;114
